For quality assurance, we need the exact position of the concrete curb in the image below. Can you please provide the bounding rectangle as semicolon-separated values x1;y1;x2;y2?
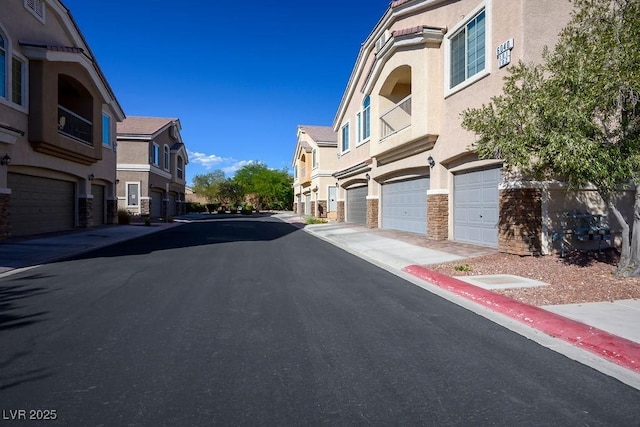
403;265;640;374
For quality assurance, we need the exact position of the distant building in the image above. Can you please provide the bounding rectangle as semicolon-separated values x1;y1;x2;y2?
116;117;188;219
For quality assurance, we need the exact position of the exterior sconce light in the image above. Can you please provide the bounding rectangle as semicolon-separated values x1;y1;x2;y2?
88;173;95;181
313;186;319;192
0;154;11;166
335;182;339;188
428;156;435;168
115;179;120;184
365;173;370;181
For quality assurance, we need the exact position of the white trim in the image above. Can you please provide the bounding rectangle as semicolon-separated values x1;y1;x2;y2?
125;181;141;210
340;121;351;153
366;195;379;200
444;0;492;98
0;126;22;144
0;24;29;113
0;188;12;195
118;164;152;172
427;189;449;195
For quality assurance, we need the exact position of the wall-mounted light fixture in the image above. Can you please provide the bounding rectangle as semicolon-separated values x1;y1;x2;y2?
0;154;11;166
335;182;339;188
313;186;319;192
88;173;95;181
365;173;370;181
115;179;120;184
428;156;435;168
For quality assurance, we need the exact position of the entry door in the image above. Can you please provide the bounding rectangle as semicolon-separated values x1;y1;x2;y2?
91;184;105;225
328;186;337;212
305;194;311;215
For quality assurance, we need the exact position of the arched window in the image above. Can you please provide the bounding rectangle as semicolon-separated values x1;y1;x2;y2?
177;156;184;179
362;95;371;140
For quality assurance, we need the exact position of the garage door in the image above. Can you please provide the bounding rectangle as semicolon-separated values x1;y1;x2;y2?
151;191;162;219
305;194;311;215
382;177;429;234
346;186;367;225
91;184;105;225
168;193;176;217
9;173;75;236
453;168;501;247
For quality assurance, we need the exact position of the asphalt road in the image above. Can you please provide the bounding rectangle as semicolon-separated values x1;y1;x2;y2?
1;215;639;425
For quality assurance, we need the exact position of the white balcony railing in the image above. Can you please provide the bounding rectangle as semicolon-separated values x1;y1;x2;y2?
58;105;93;145
380;95;412;140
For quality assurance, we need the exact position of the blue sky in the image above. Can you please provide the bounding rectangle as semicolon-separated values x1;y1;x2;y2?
62;0;389;185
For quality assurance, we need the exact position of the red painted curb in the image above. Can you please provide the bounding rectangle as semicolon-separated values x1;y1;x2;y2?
402;265;640;373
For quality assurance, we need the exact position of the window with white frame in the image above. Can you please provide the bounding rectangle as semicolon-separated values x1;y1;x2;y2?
341;123;350;152
163;145;170;171
449;8;486;89
151;143;159;165
24;0;45;23
0;30;27;108
357;96;371;143
312;149;317;168
102;113;111;146
127;182;139;207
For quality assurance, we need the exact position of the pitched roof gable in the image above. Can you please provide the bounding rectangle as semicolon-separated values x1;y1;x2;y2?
117;116;178;137
298;125;337;144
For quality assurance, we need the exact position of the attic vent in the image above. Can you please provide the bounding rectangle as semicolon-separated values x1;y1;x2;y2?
25;0;45;20
375;30;391;53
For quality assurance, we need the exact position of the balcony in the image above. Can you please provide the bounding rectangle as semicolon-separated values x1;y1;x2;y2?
380;95;411;140
58;105;93;145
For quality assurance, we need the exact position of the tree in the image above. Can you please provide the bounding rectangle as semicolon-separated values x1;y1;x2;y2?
217;179;245;209
461;0;640;275
232;162;293;210
191;170;226;202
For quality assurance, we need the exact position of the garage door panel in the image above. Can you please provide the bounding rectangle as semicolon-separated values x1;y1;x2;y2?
382;177;429;234
454;168;500;247
347;186;367;225
9;173;75;236
151;191;162;218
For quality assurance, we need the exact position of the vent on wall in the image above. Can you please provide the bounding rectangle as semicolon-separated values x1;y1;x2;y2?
375;30;391;53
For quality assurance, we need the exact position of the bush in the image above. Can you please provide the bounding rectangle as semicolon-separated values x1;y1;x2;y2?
185;202;208;213
305;217;328;224
206;202;221;213
117;209;131;225
241;203;253;215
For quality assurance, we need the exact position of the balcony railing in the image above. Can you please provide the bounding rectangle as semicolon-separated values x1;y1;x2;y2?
58;105;93;145
380;95;412;140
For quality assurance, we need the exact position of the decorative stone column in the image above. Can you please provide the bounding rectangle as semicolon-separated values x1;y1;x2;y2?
317;200;327;218
107;198;117;224
337;201;345;222
427;192;448;240
293;202;297;213
301;202;306;216
78;195;93;228
499;187;542;255
311;201;316;217
366;196;379;228
0;190;10;238
141;198;151;217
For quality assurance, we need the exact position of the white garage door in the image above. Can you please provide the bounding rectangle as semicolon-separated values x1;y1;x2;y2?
151;191;162;219
305;194;311;215
91;184;105;225
9;173;75;236
453;168;501;247
346;186;367;225
382;177;429;234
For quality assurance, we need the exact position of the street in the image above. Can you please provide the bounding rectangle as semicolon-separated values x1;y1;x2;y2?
1;216;639;425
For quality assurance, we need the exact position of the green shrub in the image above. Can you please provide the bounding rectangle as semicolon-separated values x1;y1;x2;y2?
305;217;328;224
241;203;253;215
117;209;131;225
454;264;471;272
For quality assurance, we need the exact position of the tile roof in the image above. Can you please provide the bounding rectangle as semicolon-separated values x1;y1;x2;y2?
19;42;84;54
298;125;337;143
117;116;178;136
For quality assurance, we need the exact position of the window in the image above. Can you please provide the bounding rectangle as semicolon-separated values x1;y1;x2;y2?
177;157;184;179
0;33;5;98
449;9;486;89
357;96;371;143
151;143;159;165
127;183;139;207
341;123;350;152
312;149;317;168
102;113;111;146
163;145;170;171
24;0;45;22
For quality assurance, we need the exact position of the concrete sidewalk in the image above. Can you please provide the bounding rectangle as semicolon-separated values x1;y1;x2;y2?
273;213;640;388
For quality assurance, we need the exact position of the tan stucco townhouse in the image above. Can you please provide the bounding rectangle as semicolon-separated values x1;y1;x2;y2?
0;0;125;237
329;0;620;256
116;116;188;220
292;125;339;219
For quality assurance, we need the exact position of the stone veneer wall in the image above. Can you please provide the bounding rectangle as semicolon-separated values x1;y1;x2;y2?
78;197;93;228
366;198;379;228
427;194;448;240
337;201;345;222
301;202;306;216
293;202;297;214
107;199;117;224
141;199;150;216
317;200;327;218
499;188;542;255
0;193;9;238
311;201;316;217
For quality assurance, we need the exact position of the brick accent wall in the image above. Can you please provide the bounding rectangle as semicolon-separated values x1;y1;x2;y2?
427;194;448;240
78;197;92;228
107;199;117;224
366;198;379;228
317;200;327;218
311;201;316;217
0;193;9;239
499;188;542;255
337;201;345;222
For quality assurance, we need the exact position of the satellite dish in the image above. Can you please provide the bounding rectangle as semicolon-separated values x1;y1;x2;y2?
58;116;66;129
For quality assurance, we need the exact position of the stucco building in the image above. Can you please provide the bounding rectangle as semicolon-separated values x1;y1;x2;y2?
0;0;124;237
